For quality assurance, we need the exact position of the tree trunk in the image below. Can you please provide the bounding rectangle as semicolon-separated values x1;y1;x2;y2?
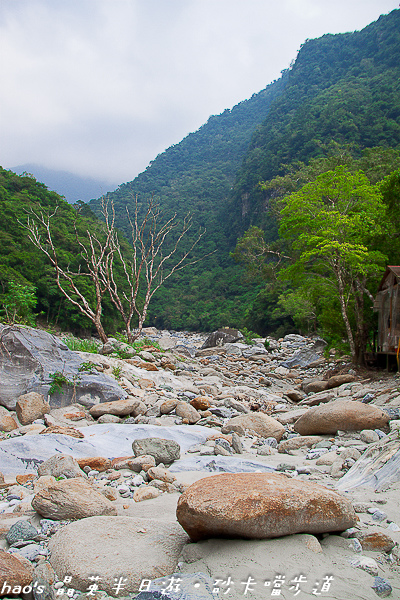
336;269;356;361
94;316;108;344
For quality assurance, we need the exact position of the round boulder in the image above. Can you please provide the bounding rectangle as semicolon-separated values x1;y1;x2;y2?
176;472;357;541
32;478;117;520
48;516;188;595
222;413;285;440
16;392;50;425
293;401;390;435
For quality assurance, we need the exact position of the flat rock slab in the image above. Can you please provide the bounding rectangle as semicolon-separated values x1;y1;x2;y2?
48;516;189;595
0;424;221;475
294;400;389;435
169;456;275;474
176;472;356;541
337;430;400;491
178;534;382;600
0;324;126;409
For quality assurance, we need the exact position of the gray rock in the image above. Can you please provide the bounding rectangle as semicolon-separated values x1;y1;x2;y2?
0;324;126;409
33;561;56;600
6;520;38;545
37;454;84;479
224;398;249;413
337;429;400;491
372;577;392;598
231;432;243;454
214;438;231;452
8;543;48;561
201;328;243;349
209;406;232;419
132;437;181;465
280;338;326;369
224;343;249;356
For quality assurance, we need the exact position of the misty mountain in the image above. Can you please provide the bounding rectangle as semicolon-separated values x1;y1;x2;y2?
11;164;117;204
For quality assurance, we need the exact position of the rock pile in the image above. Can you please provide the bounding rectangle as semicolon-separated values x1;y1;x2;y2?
0;325;399;599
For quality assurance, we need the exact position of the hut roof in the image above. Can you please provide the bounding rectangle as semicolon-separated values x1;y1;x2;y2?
377;266;400;292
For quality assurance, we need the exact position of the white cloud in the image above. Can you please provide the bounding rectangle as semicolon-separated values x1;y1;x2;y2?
0;0;397;183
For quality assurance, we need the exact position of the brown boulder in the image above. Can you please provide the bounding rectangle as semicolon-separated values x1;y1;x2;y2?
147;466;176;484
16;474;36;485
294;401;389;435
126;455;156;472
40;425;84;438
77;457;112;472
15;392;50;425
175;402;201;424
190;396;212;411
327;374;356;389
138;362;159;371
160;399;178;414
0;407;18;432
176;473;356;541
89;397;144;418
0;550;32;591
303;380;329;394
32;478;117;520
222;413;285;441
357;532;395;553
278;436;323;453
132;487;162;502
285;390;305;403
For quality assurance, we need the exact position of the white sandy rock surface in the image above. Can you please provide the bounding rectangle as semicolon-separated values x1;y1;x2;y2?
0;328;399;599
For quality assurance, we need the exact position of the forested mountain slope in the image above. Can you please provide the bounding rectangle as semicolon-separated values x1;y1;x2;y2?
227;9;400;236
89;9;400;333
89;76;288;330
0;167;123;333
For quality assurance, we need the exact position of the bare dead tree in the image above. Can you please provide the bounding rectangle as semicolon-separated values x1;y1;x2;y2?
22;196;208;344
102;195;208;342
21;199;116;343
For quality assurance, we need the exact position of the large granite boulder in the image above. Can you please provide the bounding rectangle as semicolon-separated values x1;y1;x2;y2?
294;400;390;435
0;324;126;409
176;472;357;541
32;478;117;519
48;516;188;595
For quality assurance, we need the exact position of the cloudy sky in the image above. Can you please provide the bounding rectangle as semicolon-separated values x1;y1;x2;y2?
0;0;398;187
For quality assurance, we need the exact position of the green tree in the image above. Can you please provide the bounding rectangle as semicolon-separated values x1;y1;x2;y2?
279;166;388;362
0;281;37;325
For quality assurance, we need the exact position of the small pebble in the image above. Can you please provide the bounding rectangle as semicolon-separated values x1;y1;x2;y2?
372;510;387;522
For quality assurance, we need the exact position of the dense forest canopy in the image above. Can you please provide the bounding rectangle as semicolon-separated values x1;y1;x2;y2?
1;9;399;358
